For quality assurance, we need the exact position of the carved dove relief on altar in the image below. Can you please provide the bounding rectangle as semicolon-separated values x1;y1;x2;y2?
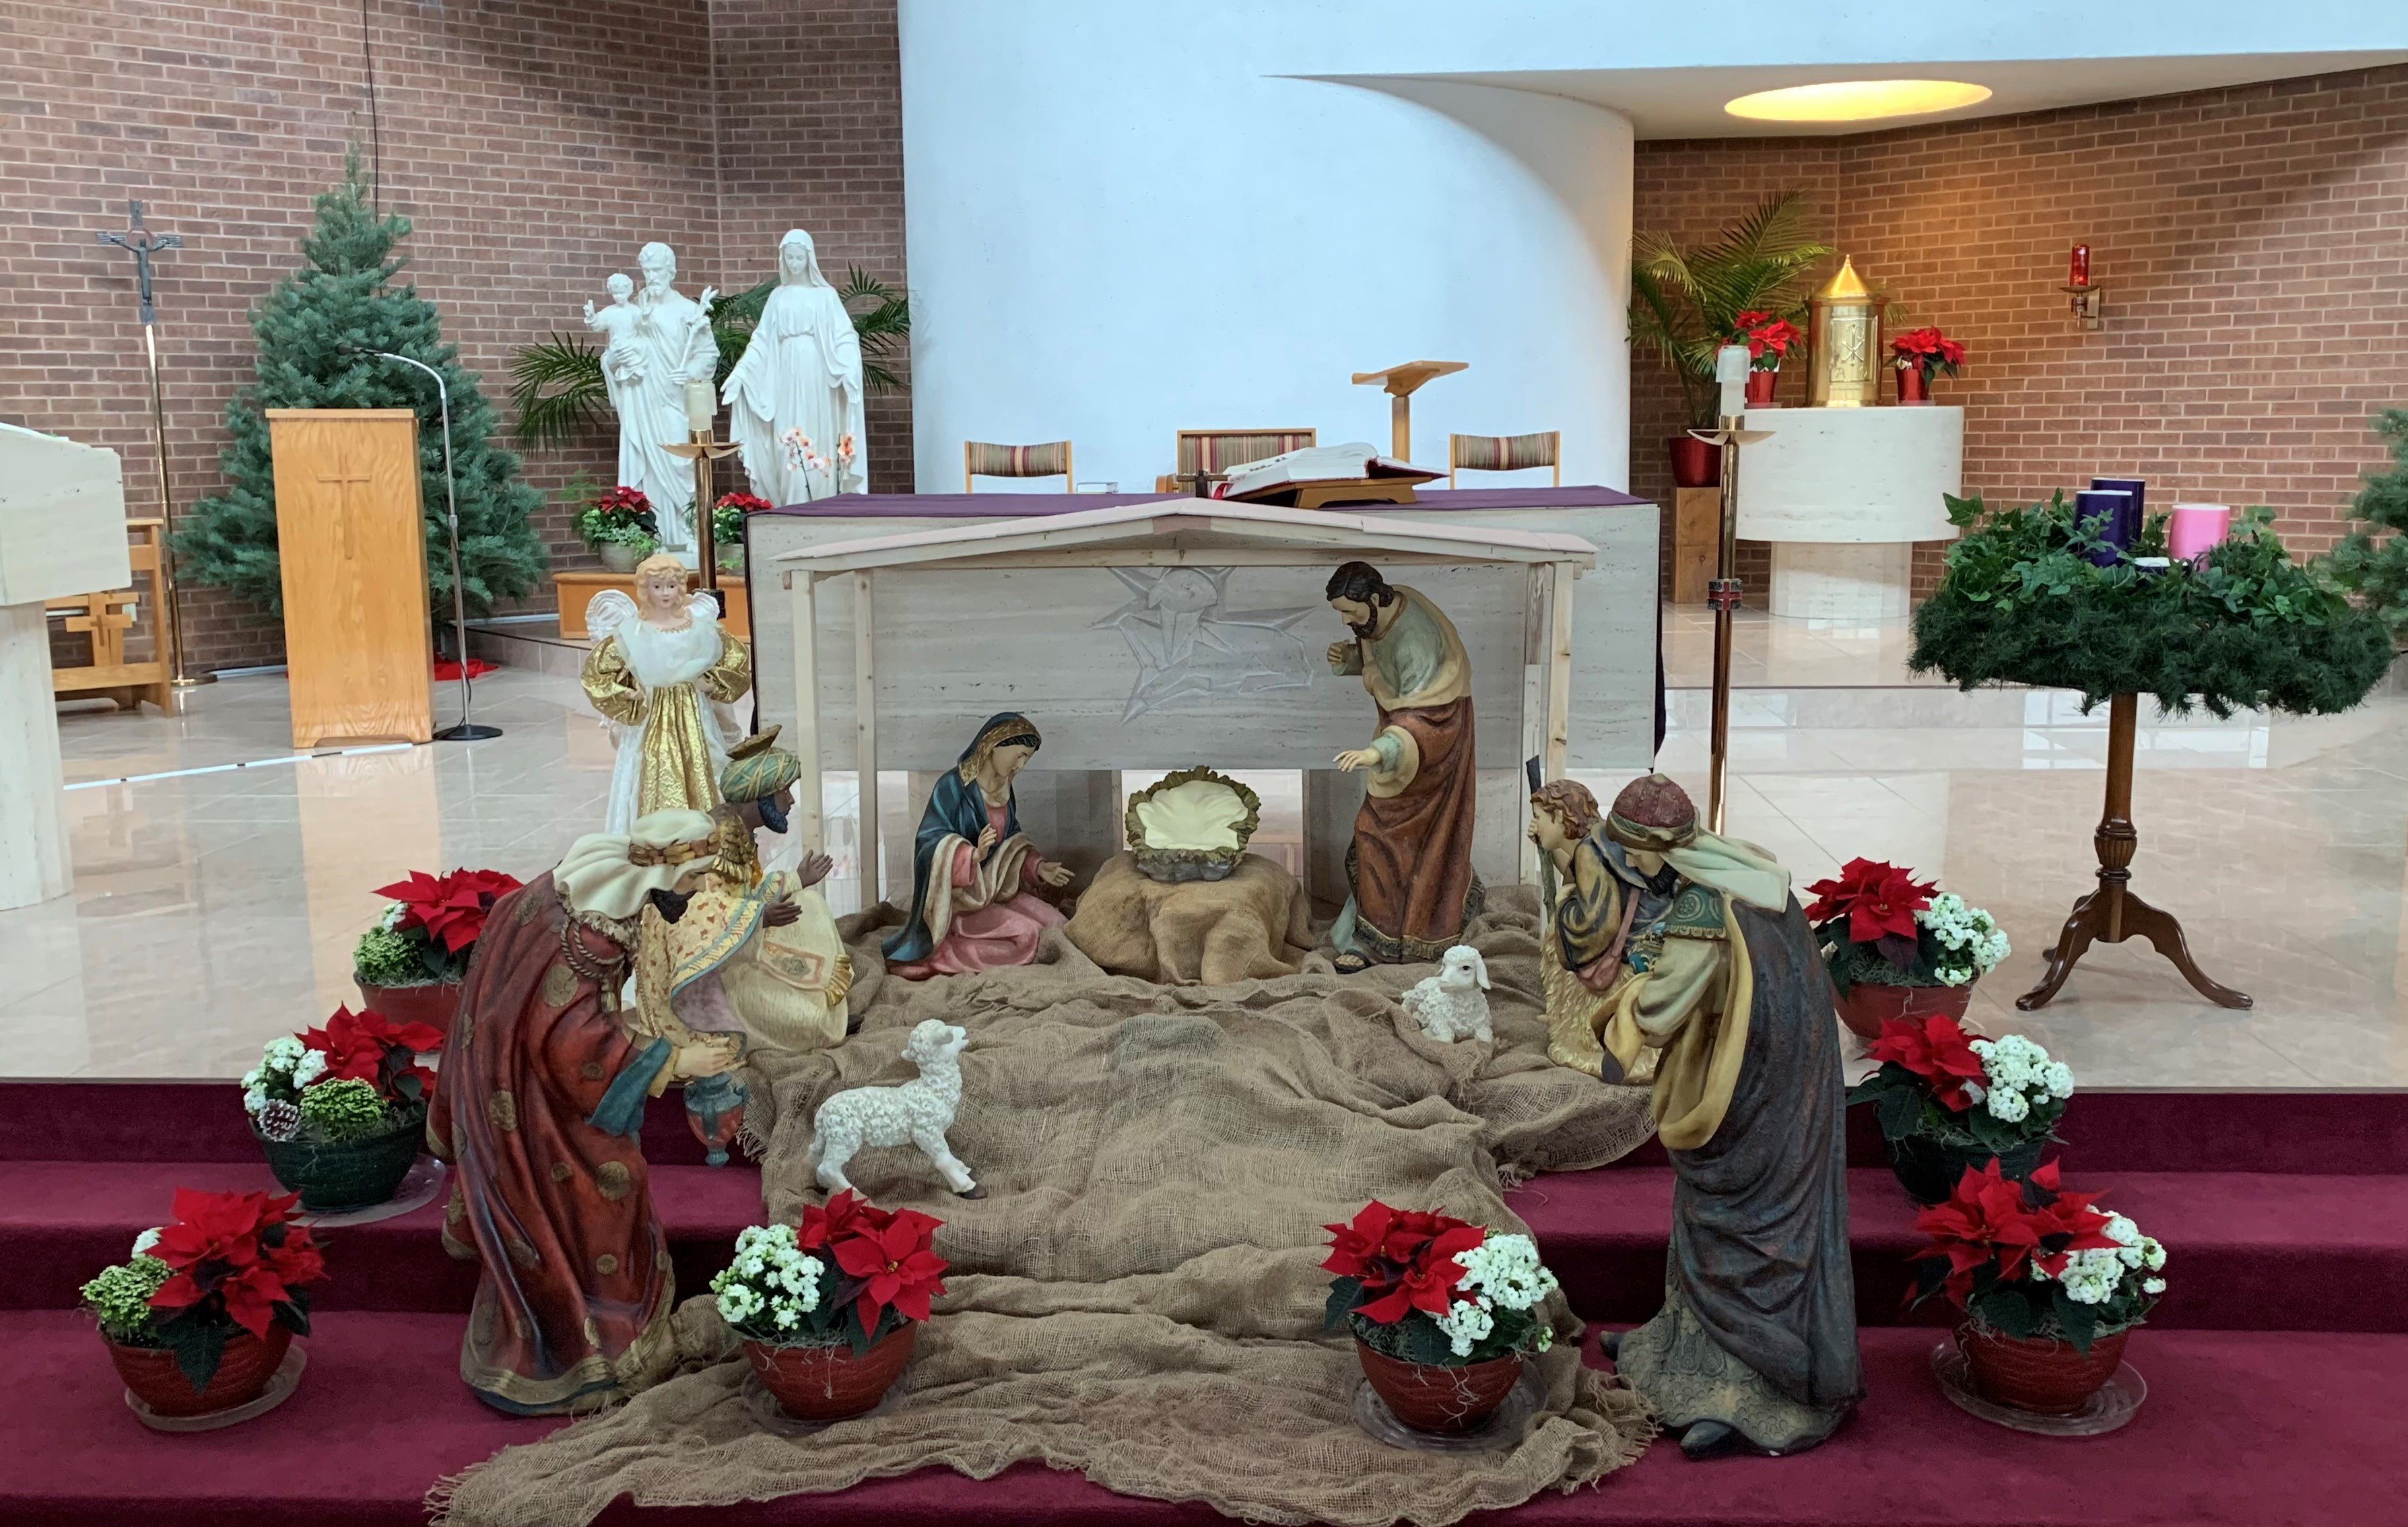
1092;567;1318;721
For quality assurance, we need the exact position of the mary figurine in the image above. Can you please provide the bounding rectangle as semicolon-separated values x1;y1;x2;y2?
723;228;869;502
883;713;1076;980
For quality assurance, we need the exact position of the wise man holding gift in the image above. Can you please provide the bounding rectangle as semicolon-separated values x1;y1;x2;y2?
1529;773;1860;1458
431;812;738;1415
1323;560;1481;972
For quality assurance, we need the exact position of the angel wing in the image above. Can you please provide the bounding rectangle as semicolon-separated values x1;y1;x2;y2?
585;588;640;643
684;592;725;625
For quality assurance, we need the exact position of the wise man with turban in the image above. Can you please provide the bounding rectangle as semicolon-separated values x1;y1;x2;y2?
431;811;736;1415
628;732;853;1106
1529;774;1860;1458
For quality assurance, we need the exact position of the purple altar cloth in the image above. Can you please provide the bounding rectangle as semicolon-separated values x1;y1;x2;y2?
756;485;1650;518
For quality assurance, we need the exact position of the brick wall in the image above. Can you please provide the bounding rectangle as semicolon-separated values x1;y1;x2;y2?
1634;64;2408;607
1;0;908;672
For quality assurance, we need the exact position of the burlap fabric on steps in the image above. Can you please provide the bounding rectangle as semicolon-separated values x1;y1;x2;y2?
432;887;1659;1527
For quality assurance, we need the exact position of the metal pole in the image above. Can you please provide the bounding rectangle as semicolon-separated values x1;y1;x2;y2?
142;324;209;691
1704;414;1745;836
362;349;499;741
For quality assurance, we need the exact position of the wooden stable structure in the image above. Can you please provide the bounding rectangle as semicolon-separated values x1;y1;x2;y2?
769;498;1598;884
266;409;433;747
46;516;171;713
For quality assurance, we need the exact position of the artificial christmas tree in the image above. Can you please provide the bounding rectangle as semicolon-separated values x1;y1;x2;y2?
176;157;545;634
2333;409;2408;642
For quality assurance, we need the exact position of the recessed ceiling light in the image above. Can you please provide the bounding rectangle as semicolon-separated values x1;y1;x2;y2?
1724;79;1994;124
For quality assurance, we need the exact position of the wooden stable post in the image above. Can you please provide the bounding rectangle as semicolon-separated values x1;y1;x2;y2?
785;569;823;852
1543;560;1575;784
853;569;880;901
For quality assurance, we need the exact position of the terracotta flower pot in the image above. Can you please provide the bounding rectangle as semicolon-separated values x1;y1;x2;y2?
108;1324;293;1418
354;979;462;1039
255;1102;426;1213
1834;978;1972;1040
743;1323;916;1421
1896;365;1931;404
1743;368;1778;406
1666;435;1720;489
1354;1340;1523;1434
1959;1324;2128;1415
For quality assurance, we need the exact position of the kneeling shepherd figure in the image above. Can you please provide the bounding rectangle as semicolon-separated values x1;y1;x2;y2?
1530;774;1861;1457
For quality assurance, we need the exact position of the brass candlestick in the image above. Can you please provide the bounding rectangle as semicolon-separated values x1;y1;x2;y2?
665;427;739;597
1687;413;1770;835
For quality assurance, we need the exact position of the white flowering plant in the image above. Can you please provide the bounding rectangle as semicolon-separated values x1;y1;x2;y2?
242;1007;442;1143
1910;1159;2167;1353
1847;1015;2073;1155
1805;858;2009;990
713;1192;950;1355
1321;1202;1561;1367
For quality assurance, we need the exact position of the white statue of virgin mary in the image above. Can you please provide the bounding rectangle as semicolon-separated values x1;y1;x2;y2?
723;229;869;503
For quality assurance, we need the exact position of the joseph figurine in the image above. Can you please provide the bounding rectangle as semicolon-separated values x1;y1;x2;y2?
1528;774;1859;1457
1323;561;1481;972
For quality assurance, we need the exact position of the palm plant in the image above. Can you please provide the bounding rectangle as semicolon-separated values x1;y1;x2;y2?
1630;193;1832;429
510;264;912;447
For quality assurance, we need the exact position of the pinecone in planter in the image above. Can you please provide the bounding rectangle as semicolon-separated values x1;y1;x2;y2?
255;1100;303;1142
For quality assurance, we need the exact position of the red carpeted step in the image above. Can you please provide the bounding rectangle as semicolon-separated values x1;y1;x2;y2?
1512;1166;2408;1333
0;1158;765;1313
0;1308;2397;1527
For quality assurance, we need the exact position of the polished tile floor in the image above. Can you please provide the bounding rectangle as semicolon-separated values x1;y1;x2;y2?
6;612;2403;1087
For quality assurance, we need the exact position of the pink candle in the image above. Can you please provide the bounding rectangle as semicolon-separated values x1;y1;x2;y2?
2069;244;2091;289
2168;504;2232;561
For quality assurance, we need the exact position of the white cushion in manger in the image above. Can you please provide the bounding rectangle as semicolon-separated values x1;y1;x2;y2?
1125;768;1262;883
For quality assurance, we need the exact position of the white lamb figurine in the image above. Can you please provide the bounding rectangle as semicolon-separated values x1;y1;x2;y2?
807;1019;984;1198
1400;945;1493;1043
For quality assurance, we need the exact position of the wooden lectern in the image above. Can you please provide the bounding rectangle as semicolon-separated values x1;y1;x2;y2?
267;409;432;747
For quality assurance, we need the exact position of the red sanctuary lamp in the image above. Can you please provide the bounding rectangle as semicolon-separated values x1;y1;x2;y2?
2063;243;2103;329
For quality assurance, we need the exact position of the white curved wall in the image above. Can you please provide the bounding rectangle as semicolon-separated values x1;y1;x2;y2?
898;11;1635;493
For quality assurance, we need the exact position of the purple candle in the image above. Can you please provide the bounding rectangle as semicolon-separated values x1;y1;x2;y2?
2075;489;2137;565
2091;476;2147;533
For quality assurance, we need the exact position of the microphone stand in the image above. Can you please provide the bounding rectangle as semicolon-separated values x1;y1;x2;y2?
353;347;501;741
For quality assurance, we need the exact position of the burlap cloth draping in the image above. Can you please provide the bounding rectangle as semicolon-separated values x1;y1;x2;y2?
1063;852;1318;986
431;885;1659;1527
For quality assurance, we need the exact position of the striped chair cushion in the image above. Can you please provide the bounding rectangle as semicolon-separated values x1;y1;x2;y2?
1178;430;1316;477
966;440;1071;477
1451;432;1558;472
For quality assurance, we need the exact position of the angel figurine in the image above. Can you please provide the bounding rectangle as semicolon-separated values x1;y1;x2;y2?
581;552;753;832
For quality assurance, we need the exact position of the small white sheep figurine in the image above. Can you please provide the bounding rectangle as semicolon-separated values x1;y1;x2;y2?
807;1019;984;1199
1399;945;1493;1043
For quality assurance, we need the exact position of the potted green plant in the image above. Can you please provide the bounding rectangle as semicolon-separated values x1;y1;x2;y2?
1321;1201;1560;1435
1806;857;2009;1038
244;1007;442;1212
352;866;522;1033
575;485;661;572
83;1188;325;1419
1629;192;1831;487
1910;1159;2166;1416
713;491;769;574
715;1190;949;1422
1848;1015;2074;1204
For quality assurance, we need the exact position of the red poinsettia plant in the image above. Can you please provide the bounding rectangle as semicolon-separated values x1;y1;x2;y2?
712;1191;951;1357
1847;1011;2072;1159
712;490;772;548
1730;308;1805;371
300;1006;442;1107
1890;326;1967;379
81;1188;325;1390
1908;1159;2164;1352
1320;1201;1560;1366
357;867;524;986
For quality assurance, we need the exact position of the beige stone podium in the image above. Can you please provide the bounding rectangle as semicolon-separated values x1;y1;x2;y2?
0;422;131;908
267;409;433;747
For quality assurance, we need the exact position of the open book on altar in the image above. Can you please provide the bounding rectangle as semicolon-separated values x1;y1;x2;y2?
1219;441;1440;508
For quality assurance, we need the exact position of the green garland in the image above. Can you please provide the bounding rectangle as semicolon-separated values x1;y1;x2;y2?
1908;492;2395;716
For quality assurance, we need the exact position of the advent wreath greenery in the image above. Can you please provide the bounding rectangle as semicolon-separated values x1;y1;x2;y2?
1907;491;2395;716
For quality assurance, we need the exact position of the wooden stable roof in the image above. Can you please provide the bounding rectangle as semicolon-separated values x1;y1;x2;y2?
770;496;1598;582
